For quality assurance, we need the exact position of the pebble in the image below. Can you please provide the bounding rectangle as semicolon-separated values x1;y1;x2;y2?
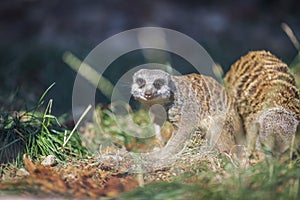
16;168;30;177
41;155;56;166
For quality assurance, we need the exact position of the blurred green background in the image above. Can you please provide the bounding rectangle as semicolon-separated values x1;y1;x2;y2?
1;0;300;115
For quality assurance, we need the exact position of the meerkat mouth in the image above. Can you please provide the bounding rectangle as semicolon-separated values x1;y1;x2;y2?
144;93;154;100
135;95;169;105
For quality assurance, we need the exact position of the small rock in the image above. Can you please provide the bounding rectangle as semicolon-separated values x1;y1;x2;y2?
16;168;30;177
41;155;56;166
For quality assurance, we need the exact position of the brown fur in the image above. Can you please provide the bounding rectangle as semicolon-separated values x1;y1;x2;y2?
224;50;300;158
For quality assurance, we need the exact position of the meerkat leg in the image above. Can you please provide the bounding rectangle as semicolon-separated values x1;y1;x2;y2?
153;123;165;147
149;104;168;147
245;120;260;158
219;113;245;159
206;114;231;153
294;126;300;157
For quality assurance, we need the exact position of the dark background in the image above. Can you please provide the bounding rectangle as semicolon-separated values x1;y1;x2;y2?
1;0;300;115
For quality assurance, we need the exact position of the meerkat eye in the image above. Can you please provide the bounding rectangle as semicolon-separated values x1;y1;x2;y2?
136;78;145;88
153;79;165;89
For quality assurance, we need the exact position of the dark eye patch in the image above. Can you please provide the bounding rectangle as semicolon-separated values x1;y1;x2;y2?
153;79;165;89
136;78;145;88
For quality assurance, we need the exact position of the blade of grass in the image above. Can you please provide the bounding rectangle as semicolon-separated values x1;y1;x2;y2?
282;22;300;51
63;104;92;147
62;51;121;100
37;83;56;106
42;99;53;127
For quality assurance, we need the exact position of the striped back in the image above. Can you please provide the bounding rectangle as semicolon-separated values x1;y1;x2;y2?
224;50;300;121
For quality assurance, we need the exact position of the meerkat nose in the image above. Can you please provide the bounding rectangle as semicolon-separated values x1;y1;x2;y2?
144;90;153;99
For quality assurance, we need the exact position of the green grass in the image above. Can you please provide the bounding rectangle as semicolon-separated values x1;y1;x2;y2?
119;160;300;200
0;83;89;165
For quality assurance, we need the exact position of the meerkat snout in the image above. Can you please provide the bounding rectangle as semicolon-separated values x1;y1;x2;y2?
144;89;153;99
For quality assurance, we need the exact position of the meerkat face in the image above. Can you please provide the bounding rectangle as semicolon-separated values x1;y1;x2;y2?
131;69;174;105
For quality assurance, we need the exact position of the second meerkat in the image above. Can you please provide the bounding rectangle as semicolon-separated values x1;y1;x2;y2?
224;50;300;158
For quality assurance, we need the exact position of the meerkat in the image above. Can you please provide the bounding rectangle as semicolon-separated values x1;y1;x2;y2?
131;69;243;163
224;50;300;159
